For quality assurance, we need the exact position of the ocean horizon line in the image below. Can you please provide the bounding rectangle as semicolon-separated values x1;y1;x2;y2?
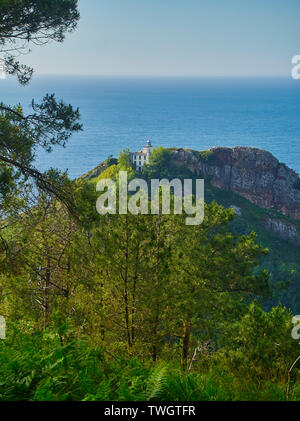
2;74;294;80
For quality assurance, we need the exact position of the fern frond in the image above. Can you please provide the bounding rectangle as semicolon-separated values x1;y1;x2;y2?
143;365;168;401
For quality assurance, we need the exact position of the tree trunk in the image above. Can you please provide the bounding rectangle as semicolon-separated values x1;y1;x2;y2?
181;321;191;370
124;215;132;349
43;258;51;328
152;344;157;362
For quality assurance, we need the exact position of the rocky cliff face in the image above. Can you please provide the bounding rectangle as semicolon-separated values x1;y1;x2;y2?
172;147;300;221
172;147;300;245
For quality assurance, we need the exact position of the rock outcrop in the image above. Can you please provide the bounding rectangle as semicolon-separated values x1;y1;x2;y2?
261;218;300;246
172;147;300;221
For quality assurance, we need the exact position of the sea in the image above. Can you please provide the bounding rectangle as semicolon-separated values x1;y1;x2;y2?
1;76;300;179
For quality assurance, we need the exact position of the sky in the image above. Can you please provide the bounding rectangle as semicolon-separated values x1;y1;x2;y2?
20;0;300;77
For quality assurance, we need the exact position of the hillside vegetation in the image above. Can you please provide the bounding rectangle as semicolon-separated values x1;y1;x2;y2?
0;146;299;401
87;147;300;313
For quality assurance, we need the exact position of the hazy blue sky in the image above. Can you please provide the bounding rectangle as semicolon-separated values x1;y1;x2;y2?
21;0;300;77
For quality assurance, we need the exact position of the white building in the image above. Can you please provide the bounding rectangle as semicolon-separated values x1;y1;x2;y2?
130;140;153;171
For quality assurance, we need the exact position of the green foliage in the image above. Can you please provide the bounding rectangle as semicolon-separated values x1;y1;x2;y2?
0;323;103;401
218;302;300;384
0;0;82;210
193;149;218;165
118;148;132;170
201;181;300;312
105;156;118;167
0;142;298;401
142;147;192;180
0;323;299;401
0;0;80;84
90;164;118;185
1;0;297;402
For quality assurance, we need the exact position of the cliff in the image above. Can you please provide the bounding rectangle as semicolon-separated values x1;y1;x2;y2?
171;147;300;245
172;147;300;219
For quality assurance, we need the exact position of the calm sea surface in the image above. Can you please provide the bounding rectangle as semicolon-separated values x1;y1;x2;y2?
1;76;300;178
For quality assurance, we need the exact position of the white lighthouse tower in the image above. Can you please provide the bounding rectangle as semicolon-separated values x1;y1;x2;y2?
130;140;153;171
142;139;153;155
